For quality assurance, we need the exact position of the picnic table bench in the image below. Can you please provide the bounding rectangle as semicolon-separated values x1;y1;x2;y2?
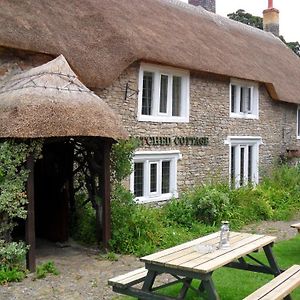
244;264;300;300
109;231;289;299
291;223;300;233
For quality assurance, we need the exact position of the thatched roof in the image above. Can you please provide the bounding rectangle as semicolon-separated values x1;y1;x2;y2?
0;0;300;104
0;55;127;139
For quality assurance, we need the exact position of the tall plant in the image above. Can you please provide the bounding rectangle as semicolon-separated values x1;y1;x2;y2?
0;140;43;242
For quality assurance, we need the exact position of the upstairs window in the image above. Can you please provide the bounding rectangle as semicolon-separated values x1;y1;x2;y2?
130;151;182;203
230;79;259;119
138;63;189;122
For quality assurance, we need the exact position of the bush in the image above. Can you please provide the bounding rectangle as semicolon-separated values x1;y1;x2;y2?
0;240;28;285
71;193;97;245
35;261;59;279
0;267;26;285
0;240;28;270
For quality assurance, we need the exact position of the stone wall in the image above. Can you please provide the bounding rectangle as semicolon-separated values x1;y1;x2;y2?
95;62;300;194
188;0;216;13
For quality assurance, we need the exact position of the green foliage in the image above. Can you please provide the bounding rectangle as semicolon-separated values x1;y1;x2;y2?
0;240;28;285
35;261;59;279
0;240;28;270
111;139;139;183
71;193;97;245
0;140;43;241
0;267;26;285
227;9;263;29
110;164;300;257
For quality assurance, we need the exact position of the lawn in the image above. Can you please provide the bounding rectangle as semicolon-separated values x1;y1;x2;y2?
114;234;300;299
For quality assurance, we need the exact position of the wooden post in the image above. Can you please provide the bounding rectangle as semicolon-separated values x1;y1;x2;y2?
102;142;112;250
25;155;36;272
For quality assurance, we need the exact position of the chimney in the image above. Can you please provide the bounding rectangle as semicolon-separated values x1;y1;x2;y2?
188;0;216;13
263;0;279;36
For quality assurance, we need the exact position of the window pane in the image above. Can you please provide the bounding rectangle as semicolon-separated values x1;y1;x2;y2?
231;146;236;187
162;161;170;194
160;75;168;113
172;76;181;116
150;163;157;193
142;72;153;115
247;87;251;112
240;87;251;113
231;85;235;113
240;147;245;186
134;163;144;197
248;146;253;183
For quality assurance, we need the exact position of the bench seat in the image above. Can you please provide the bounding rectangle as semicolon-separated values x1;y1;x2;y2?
108;267;148;289
291;223;300;233
244;265;300;300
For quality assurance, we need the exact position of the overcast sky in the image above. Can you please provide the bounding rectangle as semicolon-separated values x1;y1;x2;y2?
180;0;300;42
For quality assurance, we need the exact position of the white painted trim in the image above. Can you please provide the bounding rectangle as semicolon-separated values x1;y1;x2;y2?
137;63;190;123
229;78;259;119
130;150;182;203
226;136;262;188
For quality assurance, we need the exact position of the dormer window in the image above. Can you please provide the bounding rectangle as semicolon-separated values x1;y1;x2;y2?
138;63;189;122
230;79;259;119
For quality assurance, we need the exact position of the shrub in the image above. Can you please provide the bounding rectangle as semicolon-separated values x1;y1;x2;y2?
35;261;59;279
0;267;26;285
71;193;97;245
0;240;28;270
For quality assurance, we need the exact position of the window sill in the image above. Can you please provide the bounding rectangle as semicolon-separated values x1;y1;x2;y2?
135;192;178;204
230;113;258;120
138;115;189;123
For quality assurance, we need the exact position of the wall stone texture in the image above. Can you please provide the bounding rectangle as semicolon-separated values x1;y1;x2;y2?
96;62;300;196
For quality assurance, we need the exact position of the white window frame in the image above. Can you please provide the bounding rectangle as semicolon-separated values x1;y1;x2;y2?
225;136;262;188
230;79;259;119
138;63;190;122
297;106;300;139
130;150;182;203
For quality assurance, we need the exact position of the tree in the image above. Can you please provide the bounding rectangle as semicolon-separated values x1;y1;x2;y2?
227;9;263;30
227;10;300;57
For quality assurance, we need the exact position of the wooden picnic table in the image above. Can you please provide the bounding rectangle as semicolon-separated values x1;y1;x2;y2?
110;231;283;300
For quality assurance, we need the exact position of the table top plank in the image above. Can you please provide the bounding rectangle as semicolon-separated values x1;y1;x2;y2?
194;235;276;273
141;231;220;263
164;232;249;267
142;232;276;274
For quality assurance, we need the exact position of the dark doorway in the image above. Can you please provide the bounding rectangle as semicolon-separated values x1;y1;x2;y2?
34;141;73;242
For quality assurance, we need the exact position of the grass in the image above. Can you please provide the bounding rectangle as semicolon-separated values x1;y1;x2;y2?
113;234;300;299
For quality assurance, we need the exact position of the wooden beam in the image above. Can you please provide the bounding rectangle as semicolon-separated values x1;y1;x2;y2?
25;155;36;272
102;141;112;250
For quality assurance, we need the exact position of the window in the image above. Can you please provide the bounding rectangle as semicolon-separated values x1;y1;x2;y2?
138;63;189;122
225;137;262;188
297;106;300;139
130;151;182;203
230;79;259;119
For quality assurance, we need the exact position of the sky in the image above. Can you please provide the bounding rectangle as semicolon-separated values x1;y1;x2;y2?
180;0;300;42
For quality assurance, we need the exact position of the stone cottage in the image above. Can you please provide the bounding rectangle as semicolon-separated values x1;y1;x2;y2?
1;0;300;209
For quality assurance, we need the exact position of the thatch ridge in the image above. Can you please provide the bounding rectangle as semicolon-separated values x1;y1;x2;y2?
0;0;300;104
0;55;128;139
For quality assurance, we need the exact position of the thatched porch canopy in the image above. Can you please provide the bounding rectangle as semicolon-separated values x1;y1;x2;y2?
0;55;127;140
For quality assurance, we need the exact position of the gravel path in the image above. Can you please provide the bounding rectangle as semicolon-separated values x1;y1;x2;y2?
1;217;299;300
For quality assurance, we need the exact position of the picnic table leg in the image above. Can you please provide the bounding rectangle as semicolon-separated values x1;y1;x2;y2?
178;278;193;299
263;245;281;276
201;274;220;300
142;270;157;290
